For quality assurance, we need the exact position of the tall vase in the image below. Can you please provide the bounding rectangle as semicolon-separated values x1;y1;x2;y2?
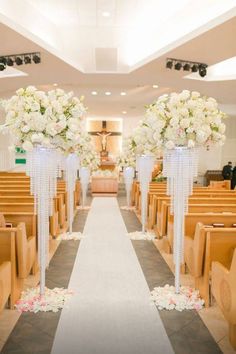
26;146;61;295
163;147;198;293
80;166;90;207
137;155;155;233
123;166;135;207
64;153;80;234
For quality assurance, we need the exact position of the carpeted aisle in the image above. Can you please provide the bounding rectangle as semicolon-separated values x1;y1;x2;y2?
51;197;174;354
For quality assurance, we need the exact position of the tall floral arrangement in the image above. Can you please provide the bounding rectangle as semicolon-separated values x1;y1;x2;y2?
0;86;86;153
145;90;226;149
77;132;100;171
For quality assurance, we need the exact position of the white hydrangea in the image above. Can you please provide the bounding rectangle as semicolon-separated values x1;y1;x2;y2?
0;86;87;153
145;90;227;149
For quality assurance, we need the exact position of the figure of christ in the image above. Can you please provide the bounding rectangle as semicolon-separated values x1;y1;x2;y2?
96;131;112;151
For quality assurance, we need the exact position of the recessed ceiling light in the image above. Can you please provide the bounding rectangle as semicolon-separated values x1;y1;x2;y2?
105;91;111;96
53;83;58;87
120;92;126;96
152;84;158;88
91;91;98;95
102;11;110;17
122;111;127;114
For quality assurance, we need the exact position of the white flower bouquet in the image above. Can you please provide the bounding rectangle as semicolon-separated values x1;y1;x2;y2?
77;132;100;171
145;90;226;149
117;151;136;169
0;86;86;153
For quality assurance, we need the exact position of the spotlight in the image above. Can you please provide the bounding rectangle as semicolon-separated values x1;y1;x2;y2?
6;57;14;66
15;56;23;65
24;55;31;64
32;54;41;64
0;58;6;71
183;63;190;71
199;64;207;77
166;60;173;69
191;64;198;73
174;62;182;70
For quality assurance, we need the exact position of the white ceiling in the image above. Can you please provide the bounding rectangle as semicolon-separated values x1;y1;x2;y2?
0;0;236;119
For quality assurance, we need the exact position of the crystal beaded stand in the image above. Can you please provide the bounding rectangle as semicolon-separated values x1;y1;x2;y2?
64;153;80;234
26;146;61;295
137;155;155;233
163;147;198;293
80;167;90;207
123;166;135;208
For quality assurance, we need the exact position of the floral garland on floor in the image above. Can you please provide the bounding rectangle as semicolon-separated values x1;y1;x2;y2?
15;287;74;313
150;285;204;311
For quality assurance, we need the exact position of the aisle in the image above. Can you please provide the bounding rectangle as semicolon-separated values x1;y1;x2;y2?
51;198;174;354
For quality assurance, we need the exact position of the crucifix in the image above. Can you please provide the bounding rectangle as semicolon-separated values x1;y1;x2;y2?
89;121;122;153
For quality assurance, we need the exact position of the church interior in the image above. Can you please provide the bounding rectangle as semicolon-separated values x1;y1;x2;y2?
0;1;236;354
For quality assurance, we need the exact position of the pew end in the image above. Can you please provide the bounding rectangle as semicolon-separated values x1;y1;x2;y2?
212;248;236;349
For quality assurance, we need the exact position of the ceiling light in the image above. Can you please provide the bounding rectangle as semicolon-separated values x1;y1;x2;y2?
183;63;190;71
152;84;158;88
199;64;207;77
174;62;182;70
166;60;173;69
122;111;127;114
33;54;41;64
102;11;111;17
105;91;111;96
120;92;126;96
91;91;98;95
191;64;198;73
53;83;58;87
15;56;23;65
6;57;14;66
0;60;6;71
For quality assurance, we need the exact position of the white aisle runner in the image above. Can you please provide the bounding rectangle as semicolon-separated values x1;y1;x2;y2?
51;198;174;354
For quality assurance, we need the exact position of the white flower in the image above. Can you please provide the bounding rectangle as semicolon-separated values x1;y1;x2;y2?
31;133;44;144
22;141;33;151
165;140;175;149
21;125;30;133
180;118;190;129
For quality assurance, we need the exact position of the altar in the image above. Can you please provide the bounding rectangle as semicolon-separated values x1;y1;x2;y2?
91;176;118;196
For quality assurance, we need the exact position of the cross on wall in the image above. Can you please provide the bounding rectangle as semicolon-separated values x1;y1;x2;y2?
89;121;122;152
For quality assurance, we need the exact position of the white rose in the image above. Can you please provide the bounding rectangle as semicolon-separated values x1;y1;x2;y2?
179;90;190;101
31;133;44;144
21;125;30;133
165;141;175;149
180;118;190;129
22;141;33;151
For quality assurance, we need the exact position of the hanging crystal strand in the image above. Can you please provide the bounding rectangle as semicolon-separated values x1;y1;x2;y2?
163;147;198;294
64;153;80;234
79;167;90;208
26;147;60;296
123;167;135;207
138;155;155;234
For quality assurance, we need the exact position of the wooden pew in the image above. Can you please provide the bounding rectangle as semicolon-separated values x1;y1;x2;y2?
158;201;236;238
197;229;236;307
2;212;37;237
0;262;11;312
0;203;59;237
0;228;22;308
212;249;236;349
165;212;236;255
